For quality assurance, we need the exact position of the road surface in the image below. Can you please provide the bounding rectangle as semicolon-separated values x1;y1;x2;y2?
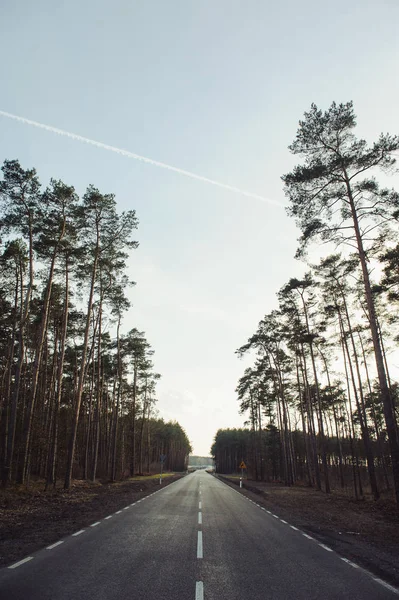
0;471;397;599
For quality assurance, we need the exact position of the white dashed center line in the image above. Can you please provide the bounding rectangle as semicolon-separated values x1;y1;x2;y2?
72;530;85;536
197;531;203;559
198;512;202;525
91;522;100;527
195;581;204;600
104;515;113;520
199;501;202;509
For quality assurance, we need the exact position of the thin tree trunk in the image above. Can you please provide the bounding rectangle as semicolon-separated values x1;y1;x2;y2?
64;232;100;490
18;218;66;484
345;172;399;504
1;266;20;487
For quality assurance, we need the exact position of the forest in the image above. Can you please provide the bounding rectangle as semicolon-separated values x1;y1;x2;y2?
213;102;399;506
0;159;191;490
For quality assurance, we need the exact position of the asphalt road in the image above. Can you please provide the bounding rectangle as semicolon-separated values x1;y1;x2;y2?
0;471;397;599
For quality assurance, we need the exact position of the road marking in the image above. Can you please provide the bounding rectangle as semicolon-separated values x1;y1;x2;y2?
372;578;399;595
199;501;202;509
105;515;113;520
260;507;265;511
341;558;359;568
115;510;122;514
272;514;279;519
266;510;271;514
197;531;203;559
72;530;85;536
198;512;202;525
302;533;314;540
124;506;130;510
199;490;202;495
46;541;64;550
8;557;33;569
280;519;288;524
91;522;100;527
319;543;333;552
195;581;204;600
290;525;299;531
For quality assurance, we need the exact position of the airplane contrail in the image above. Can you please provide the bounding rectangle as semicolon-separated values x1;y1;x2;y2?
0;109;283;207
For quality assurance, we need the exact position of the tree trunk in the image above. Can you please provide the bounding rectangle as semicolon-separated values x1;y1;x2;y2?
64;235;99;489
300;295;330;493
1;265;20;486
345;172;399;504
18;218;66;484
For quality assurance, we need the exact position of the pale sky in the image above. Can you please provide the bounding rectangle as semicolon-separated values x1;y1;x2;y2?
1;0;399;455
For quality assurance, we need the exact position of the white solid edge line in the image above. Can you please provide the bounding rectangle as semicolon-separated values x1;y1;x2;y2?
319;543;333;552
341;558;399;594
46;541;64;550
213;473;399;591
372;578;399;595
8;556;34;569
195;581;204;600
198;512;202;525
197;531;203;559
72;530;85;536
91;522;100;527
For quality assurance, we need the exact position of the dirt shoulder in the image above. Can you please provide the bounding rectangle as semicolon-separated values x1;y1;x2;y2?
0;473;185;568
216;474;399;588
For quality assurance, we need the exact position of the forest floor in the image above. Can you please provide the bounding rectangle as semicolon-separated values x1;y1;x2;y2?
0;472;185;568
217;474;399;588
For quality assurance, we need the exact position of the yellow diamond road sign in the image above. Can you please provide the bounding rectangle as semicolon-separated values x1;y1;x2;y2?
239;461;247;469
